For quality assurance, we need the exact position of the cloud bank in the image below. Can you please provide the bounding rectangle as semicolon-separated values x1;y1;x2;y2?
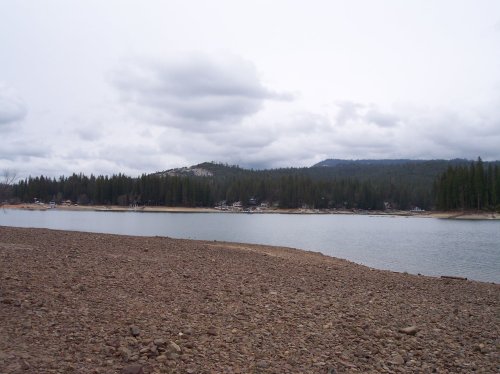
0;85;27;126
112;54;292;132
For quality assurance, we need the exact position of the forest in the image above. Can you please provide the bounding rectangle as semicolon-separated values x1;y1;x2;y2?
434;158;500;211
3;158;500;211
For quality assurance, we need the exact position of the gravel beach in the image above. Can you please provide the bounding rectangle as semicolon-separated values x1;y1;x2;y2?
0;226;498;373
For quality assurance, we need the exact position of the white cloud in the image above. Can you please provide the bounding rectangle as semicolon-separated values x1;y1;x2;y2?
111;54;292;132
334;101;400;128
0;84;27;126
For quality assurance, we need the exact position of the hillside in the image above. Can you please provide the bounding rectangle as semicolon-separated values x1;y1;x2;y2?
155;159;473;186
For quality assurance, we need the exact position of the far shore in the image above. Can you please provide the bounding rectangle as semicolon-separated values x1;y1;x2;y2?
2;203;499;220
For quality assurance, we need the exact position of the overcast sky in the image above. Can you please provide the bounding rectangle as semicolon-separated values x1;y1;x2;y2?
1;1;500;178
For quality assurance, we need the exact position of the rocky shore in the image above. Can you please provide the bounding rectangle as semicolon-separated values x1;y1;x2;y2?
0;227;498;373
3;204;500;220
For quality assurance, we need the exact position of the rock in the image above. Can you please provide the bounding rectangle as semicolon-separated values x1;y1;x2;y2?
473;343;487;353
256;360;270;368
169;341;182;353
120;365;144;374
20;360;31;370
399;326;419;335
118;346;132;362
129;325;141;337
388;353;405;365
156;355;167;362
167;352;179;360
207;326;217;336
153;338;165;346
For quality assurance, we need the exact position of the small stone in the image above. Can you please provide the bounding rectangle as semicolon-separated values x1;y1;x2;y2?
118;346;132;362
120;365;144;374
388;354;405;365
169;341;181;353
207;326;217;336
473;343;487;353
167;352;179;360
20;360;31;370
129;325;141;337
256;360;269;368
156;355;167;362
153;338;165;346
399;326;418;335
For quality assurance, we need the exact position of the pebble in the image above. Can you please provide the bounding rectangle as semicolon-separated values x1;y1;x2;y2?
398;326;419;335
156;355;167;362
153;338;165;346
129;325;141;337
256;360;270;368
388;353;405;365
1;227;499;374
169;341;182;353
119;346;132;362
120;365;144;374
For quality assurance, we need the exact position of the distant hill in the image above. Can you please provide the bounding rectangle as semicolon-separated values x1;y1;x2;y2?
144;158;491;210
313;159;419;167
155;159;477;182
155;162;248;179
307;158;473;182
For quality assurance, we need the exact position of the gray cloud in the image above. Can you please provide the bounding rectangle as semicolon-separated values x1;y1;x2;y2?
365;108;400;128
494;20;500;32
0;140;47;161
111;54;292;131
334;101;400;128
0;86;27;126
75;126;104;142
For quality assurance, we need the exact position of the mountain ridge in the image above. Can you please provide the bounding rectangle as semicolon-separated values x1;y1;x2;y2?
154;158;481;179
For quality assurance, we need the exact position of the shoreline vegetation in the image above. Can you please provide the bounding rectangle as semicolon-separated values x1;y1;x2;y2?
0;226;498;373
5;159;500;214
3;203;499;220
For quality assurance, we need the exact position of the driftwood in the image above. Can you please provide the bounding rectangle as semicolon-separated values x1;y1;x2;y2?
441;275;468;280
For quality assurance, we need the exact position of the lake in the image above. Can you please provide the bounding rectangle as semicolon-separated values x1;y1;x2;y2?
1;209;499;283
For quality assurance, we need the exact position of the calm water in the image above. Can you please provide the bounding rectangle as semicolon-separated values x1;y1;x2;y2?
1;209;499;283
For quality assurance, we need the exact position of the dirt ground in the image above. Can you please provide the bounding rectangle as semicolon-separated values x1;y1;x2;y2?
0;226;498;373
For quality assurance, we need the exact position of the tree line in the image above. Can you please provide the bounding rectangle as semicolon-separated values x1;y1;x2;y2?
5;159;499;211
9;171;430;210
434;158;500;211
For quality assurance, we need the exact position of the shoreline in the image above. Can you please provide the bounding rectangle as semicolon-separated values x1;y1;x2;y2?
0;226;498;373
3;203;499;220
